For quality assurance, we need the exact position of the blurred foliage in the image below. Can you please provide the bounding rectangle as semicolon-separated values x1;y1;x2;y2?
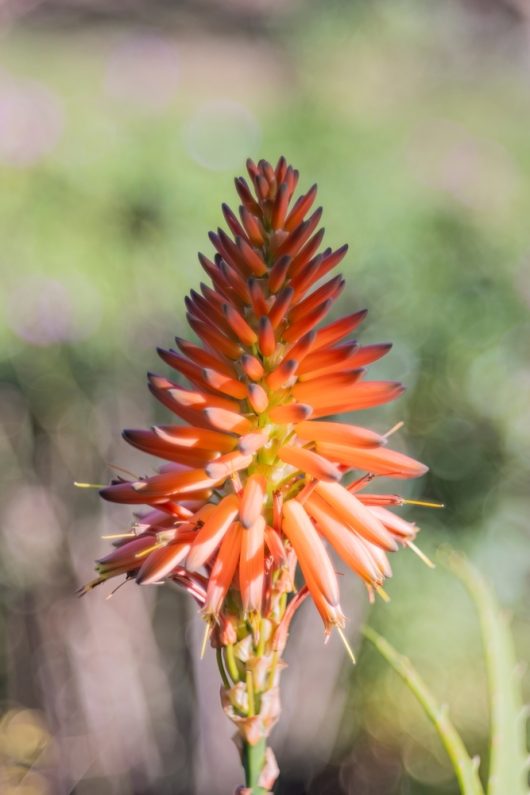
0;1;529;794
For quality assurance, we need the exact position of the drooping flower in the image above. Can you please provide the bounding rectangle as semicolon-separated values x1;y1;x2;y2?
84;157;436;791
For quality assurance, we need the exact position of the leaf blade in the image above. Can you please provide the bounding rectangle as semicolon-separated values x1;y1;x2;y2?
441;551;527;795
362;624;485;795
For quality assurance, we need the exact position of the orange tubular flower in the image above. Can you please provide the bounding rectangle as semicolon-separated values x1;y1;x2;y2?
85;157;436;793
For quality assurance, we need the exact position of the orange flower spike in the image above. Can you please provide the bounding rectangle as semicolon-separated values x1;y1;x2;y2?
240;515;265;615
90;157;433;792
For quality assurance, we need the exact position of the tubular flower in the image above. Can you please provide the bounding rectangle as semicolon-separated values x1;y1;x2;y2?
84;157;435;793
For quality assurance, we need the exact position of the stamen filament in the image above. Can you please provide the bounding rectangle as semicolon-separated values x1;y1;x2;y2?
134;543;163;559
383;420;405;438
375;585;391;603
406;540;436;568
74;482;105;489
336;625;356;664
101;532;137;540
200;621;212;660
403;498;445;509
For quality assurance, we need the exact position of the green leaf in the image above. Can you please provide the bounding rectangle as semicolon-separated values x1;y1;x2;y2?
441;550;527;795
361;624;485;795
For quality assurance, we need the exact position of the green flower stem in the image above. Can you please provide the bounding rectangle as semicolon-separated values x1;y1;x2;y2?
243;737;267;794
362;625;485;795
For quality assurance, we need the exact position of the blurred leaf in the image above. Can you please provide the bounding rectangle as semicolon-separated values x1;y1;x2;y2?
441;550;527;795
361;624;485;795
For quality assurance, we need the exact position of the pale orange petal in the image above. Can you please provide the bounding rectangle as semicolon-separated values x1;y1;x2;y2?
306;493;383;584
277;445;341;482
295;420;385;448
368;506;417;538
240;515;265;614
314;481;398;551
203;523;242;617
136;542;191;585
205;452;254;481
282;499;340;608
240;474;266;529
268;403;313;424
187;494;239;571
315;443;428;479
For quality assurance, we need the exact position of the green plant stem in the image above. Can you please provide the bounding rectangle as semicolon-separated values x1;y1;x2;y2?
243;738;267;794
362;625;485;795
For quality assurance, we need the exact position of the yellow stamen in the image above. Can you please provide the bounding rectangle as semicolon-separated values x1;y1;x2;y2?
74;482;105;489
406;540;436;568
134;542;162;559
402;498;445;509
200;621;212;660
375;585;391;603
383;420;404;438
101;532;137;540
336;625;356;664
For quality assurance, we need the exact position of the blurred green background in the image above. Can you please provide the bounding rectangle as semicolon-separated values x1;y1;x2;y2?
0;1;529;793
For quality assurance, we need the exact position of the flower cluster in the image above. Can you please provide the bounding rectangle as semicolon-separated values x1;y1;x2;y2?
84;157;432;789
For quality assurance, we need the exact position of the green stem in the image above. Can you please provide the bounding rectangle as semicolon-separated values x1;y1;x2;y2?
243;737;267;794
